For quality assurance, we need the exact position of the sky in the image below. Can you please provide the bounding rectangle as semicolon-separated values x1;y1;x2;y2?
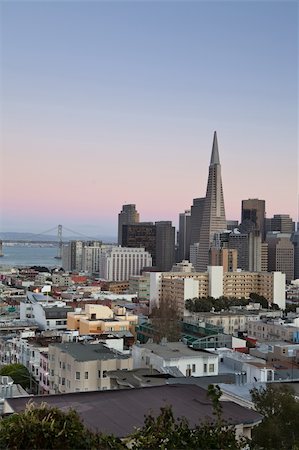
1;0;298;238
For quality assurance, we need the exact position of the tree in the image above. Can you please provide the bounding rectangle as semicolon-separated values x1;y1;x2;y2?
251;384;299;449
150;297;181;343
0;390;246;450
0;402;124;450
130;385;244;449
249;293;269;309
0;364;31;389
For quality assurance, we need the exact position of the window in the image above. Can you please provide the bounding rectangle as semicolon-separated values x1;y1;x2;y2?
85;371;88;380
62;377;65;386
192;364;196;373
209;364;215;373
103;371;107;378
75;372;80;380
204;364;207;373
98;370;101;378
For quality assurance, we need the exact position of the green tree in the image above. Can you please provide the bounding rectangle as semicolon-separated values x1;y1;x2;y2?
251;384;299;449
130;384;244;449
150;297;181;343
0;402;124;450
0;364;31;389
249;293;269;309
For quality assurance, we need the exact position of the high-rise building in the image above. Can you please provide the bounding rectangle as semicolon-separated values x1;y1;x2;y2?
118;204;140;245
210;248;238;272
155;221;175;271
99;246;152;281
241;199;266;240
228;232;249;271
122;221;175;271
270;214;295;234
122;223;156;264
197;132;227;270
190;197;205;245
292;231;299;280
178;210;191;261
267;232;294;282
227;220;239;231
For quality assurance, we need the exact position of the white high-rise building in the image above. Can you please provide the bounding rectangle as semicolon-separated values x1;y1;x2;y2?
99;247;152;281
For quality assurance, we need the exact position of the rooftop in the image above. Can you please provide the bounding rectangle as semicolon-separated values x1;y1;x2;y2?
5;384;262;437
138;341;216;359
50;342;130;361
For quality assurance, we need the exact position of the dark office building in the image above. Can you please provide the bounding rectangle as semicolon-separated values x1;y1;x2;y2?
178;210;191;261
118;204;140;245
241;199;265;240
155;221;176;271
190;197;205;245
122;223;156;265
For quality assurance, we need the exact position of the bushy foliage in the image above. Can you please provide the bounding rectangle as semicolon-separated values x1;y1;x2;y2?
0;385;245;450
0;402;124;450
150;297;181;342
185;293;270;313
0;364;31;389
251;384;299;449
130;385;244;449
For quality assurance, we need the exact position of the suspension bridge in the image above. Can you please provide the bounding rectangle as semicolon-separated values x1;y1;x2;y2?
1;225;100;260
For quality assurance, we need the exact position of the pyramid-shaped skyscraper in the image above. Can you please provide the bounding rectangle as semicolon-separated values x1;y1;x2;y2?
197;131;227;271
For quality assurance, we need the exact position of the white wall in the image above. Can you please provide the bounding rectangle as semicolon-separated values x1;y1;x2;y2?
149;272;162;309
208;266;223;298
273;272;286;309
132;345;219;377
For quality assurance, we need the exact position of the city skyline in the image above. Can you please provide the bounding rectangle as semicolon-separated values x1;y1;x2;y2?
1;1;297;235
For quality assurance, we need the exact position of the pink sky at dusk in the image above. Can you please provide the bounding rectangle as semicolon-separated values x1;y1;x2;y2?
1;1;297;237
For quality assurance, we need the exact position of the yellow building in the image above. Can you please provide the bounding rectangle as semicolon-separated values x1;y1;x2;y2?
67;304;138;335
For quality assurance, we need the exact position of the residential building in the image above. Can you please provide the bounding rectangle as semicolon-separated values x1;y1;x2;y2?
151;268;286;314
197;132;227;270
20;292;73;331
118;204;140;246
247;319;299;343
128;274;150;301
67;304;138;336
132;341;219;377
48;342;133;393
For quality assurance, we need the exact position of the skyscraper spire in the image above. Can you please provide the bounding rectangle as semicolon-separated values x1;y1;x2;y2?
210;131;220;165
197;132;227;271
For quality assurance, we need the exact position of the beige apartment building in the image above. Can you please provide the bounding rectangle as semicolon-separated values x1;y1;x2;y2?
129;274;150;301
67;304;138;335
48;342;133;394
247;320;299;342
152;267;286;317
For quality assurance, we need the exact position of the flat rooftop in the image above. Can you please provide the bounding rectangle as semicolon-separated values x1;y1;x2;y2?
5;384;262;437
139;341;216;359
50;342;130;361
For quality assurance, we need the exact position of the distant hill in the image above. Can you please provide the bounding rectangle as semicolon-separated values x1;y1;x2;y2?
0;232;117;244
